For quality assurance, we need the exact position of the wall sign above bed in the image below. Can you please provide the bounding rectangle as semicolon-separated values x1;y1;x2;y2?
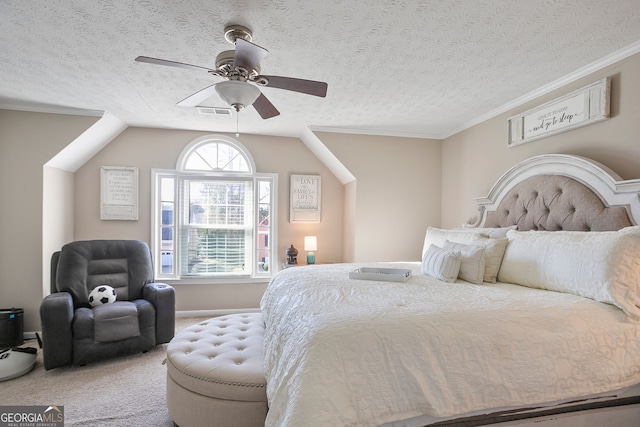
507;77;610;147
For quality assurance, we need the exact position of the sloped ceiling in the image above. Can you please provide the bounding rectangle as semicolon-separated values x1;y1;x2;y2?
1;0;640;139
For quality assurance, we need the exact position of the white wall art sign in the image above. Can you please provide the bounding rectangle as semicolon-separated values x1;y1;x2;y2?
508;77;610;147
100;166;138;220
290;174;321;223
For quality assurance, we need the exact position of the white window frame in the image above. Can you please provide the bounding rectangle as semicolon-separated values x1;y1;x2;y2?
151;135;277;283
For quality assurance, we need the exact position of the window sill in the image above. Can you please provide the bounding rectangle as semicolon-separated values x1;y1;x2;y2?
157;276;272;286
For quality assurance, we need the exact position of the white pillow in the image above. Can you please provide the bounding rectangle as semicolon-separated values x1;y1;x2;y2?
443;240;485;284
422;227;488;258
469;225;517;239
473;236;509;283
421;227;508;283
498;227;640;319
421;245;461;283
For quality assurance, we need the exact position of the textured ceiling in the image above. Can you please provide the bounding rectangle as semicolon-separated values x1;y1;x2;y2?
1;0;640;139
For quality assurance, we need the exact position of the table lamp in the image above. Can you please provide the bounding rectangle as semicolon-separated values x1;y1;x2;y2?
304;236;317;264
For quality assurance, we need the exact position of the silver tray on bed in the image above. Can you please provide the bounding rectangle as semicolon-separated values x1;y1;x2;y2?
349;267;412;282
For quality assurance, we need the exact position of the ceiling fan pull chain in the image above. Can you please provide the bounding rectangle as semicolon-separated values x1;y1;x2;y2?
236;112;240;138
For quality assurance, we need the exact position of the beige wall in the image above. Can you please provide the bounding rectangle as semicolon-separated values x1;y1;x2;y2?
342;180;357;262
0;110;99;331
72;128;444;313
73;127;345;313
317;132;442;262
442;52;640;228
0;111;442;330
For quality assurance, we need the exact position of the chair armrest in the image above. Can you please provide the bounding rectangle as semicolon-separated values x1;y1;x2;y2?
40;292;74;370
143;282;175;344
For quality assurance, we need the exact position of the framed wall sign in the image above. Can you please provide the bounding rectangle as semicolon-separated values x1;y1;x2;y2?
508;77;610;147
290;174;321;223
100;166;138;220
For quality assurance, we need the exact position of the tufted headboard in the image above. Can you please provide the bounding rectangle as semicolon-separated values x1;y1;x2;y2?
471;154;640;232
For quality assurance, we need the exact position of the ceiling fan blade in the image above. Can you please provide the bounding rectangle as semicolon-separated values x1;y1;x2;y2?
256;75;328;97
135;56;215;73
177;84;219;107
253;93;280;119
233;39;268;72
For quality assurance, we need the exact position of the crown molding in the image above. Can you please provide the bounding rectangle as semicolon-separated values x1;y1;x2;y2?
308;125;442;140
444;40;640;139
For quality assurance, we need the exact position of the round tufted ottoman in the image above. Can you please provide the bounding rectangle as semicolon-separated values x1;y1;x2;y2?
166;313;267;427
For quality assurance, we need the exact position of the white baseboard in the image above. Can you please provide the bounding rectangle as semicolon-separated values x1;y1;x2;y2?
17;309;260;343
23;331;40;340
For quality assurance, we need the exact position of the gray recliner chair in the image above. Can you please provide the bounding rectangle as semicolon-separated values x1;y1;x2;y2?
40;240;175;370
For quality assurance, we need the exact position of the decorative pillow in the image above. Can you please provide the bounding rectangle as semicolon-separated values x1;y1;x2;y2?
422;227;488;258
89;285;117;307
421;245;461;283
421;227;508;283
443;240;485;284
472;236;509;283
498;227;640;319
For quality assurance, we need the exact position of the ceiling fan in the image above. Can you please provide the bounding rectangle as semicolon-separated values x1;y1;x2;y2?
135;25;328;119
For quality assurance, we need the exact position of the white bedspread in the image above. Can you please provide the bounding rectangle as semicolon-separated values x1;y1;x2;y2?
260;262;640;427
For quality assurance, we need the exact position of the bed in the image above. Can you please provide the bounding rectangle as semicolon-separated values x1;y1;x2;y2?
260;154;640;427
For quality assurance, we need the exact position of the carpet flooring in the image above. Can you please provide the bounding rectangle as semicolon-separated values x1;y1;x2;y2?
0;316;209;426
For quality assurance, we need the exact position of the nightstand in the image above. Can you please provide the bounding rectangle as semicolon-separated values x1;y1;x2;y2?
281;262;330;269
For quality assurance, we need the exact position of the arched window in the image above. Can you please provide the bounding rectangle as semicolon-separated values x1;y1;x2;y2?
177;136;254;173
152;135;276;281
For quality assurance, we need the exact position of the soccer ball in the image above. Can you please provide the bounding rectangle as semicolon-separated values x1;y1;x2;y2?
89;285;117;307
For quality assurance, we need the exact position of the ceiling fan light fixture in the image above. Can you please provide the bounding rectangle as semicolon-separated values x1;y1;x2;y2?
215;80;261;111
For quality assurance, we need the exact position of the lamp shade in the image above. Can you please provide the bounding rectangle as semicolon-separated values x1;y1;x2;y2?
215;80;261;111
304;236;317;251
